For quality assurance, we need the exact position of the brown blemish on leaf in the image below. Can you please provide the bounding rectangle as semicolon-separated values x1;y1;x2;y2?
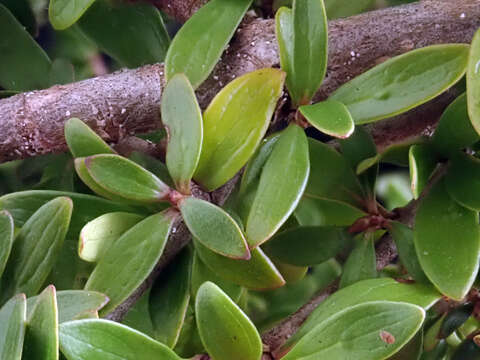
380;330;396;344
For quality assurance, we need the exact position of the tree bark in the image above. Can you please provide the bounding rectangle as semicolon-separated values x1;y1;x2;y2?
1;0;478;162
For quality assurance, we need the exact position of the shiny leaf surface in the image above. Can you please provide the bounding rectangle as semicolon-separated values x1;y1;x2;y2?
299;100;354;138
49;0;96;30
408;144;437;199
467;29;480;135
64;118;114;158
445;152;480;211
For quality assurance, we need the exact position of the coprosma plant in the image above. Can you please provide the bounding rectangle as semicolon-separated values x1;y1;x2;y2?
0;0;479;359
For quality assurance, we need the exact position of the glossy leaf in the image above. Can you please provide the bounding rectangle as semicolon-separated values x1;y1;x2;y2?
339;126;377;168
339;232;377;288
165;0;252;88
376;173;413;210
263;226;350;266
439;303;473;339
85;210;178;314
64;118;114;158
467;29;480;135
432;93;478;156
389;221;429;283
0;211;13;278
306;137;363;206
49;0;95;30
196;282;262;360
194;240;285;290
246;124;309;247
23;286;58;360
414;180;480;300
283;301;425;360
59;319;181;360
445;152;480;211
27;290;109;323
194;69;285;190
1;197;72;300
0;4;51;91
299;100;354;138
79;212;144;262
294;197;365;227
409;144;437;199
284;278;440;351
0;294;26;360
150;248;192;348
275;7;294;95
79;0;170;68
180;197;249;259
162;74;203;194
81;154;171;203
330;44;470;124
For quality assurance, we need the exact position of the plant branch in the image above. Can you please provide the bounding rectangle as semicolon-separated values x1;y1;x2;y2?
129;0;208;23
1;0;478;163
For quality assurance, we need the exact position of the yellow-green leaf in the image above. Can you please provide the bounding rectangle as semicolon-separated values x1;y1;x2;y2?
299;100;354;138
0;294;26;360
467;28;480;135
49;0;96;30
64;118;114;158
0;211;14;278
408;144;437;199
445;152;480;211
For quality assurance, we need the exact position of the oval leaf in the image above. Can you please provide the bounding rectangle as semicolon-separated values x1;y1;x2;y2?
0;294;26;360
195;282;262;360
0;211;13;278
79;212;144;263
275;6;294;95
299;100;354;138
85;209;178;314
246;124;309;248
194;240;285;291
83;154;171;203
1;197;72;300
49;0;95;30
23;286;58;360
194;68;285;191
263;226;350;266
165;0;252;88
150;248;192;348
467;29;480;135
330;44;470;124
408;144;437;199
64;118;114;158
283;301;425;360
59;319;181;360
445;152;480;211
414;180;480;300
162;74;203;194
180;197;249;259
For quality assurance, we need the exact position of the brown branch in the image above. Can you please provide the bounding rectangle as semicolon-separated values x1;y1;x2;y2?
1;0;479;163
129;0;208;23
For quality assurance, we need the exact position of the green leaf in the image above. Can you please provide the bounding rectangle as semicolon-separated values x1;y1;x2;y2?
1;197;72;301
79;212;144;263
27;290;109;323
387;329;423;360
330;44;470;124
283;278;440;352
49;0;96;30
0;0;36;35
49;58;74;86
162;74;203;194
432;93;479;156
194;240;285;291
196;282;262;360
0;4;51;91
295;197;365;226
85;209;178;315
194;68;285;191
445;152;480;211
150;247;192;348
324;0;374;19
283;301;425;360
452;338;480;360
165;0;252;88
275;6;294;95
306;137;363;206
389;222;429;283
245;124;309;248
0;211;14;278
0;294;26;360
179;197;249;259
414;180;480;300
173;306;204;358
299;100;354;138
79;0;170;68
282;0;328;105
339;232;377;288
376;173;413;211
338;126;377;168
263;226;350;266
408;144;437;199
64;118;114;158
23;286;58;360
59;319;181;360
121;290;155;338
81;154;171;203
467;29;480;135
